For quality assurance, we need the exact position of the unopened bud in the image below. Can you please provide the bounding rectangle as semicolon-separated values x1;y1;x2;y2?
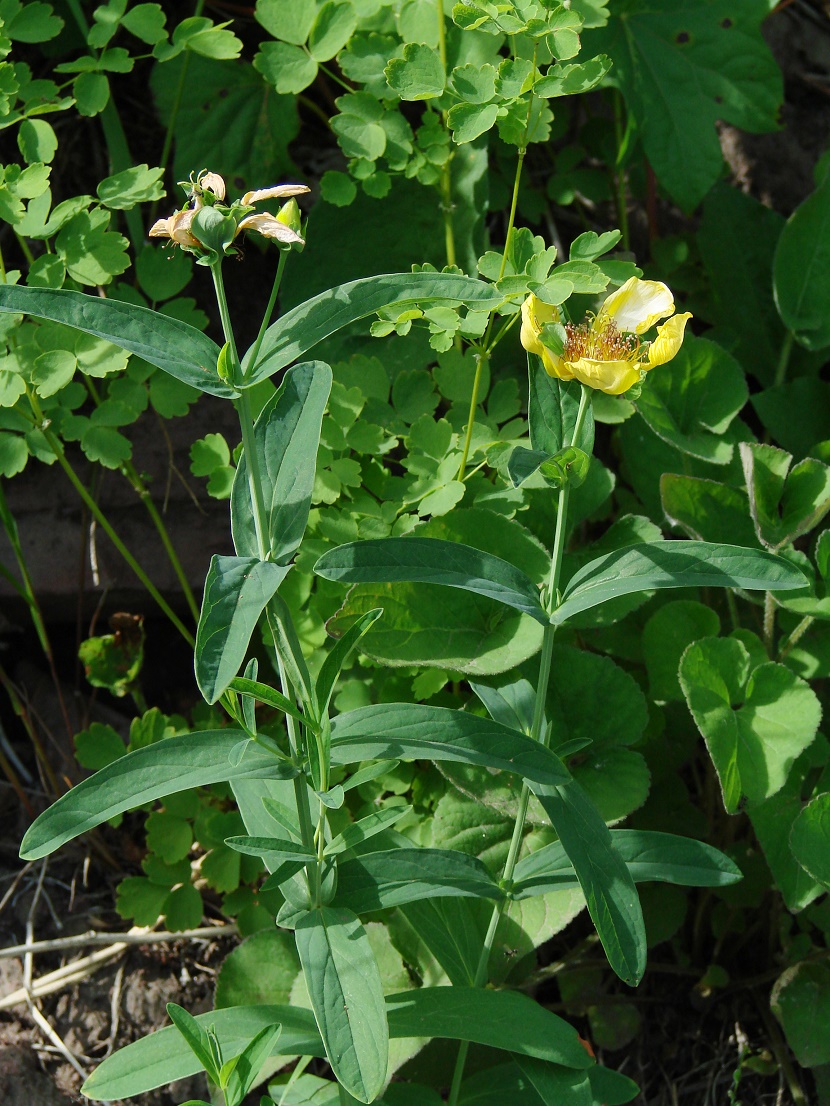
276;198;302;235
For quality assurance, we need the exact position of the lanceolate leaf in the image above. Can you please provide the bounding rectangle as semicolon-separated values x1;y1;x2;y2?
295;907;388;1104
81;1006;323;1101
315;608;383;718
512;829;742;897
225;836;316;866
385;987;592;1070
315;538;548;624
552;541;807;626
334;847;505;912
20;731;293;861
195;556;291;704
0;285;231;397
231;362;332;563
329;704;570;785
244;272;503;383
228;676;307;729
527;779;646;986
82;987;590;1101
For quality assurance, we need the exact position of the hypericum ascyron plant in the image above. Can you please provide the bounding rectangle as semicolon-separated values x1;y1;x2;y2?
2;167;808;1106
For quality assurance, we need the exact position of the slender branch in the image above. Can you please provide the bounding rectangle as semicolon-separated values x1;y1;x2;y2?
456;350;487;481
775;330;794;388
29;400;194;646
448;387;591;1106
246;249;289;374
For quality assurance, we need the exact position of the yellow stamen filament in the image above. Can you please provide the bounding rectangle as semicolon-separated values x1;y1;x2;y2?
565;317;642;363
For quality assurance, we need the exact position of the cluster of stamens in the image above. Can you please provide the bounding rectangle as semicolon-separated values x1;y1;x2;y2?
564;316;642;362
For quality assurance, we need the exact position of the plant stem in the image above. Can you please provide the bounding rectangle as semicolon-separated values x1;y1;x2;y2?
247;249;289;374
778;614;814;661
763;590;776;654
29;399;194;646
119;459;200;623
456;350;487;481
435;0;457;270
613;90;630;253
0;485;76;742
151;0;207;225
457;54;536;481
211;261;270;560
64;0;143;252
448;388;590;1106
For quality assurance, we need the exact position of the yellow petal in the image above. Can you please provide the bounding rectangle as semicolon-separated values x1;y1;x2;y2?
241;184;311;206
565;356;643;396
647;312;692;367
238;212;305;244
520;295;563;377
601;277;675;335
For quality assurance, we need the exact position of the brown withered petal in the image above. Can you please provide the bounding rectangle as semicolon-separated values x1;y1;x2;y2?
240;184;311;206
237;213;305;244
148;217;173;237
199;171;226;200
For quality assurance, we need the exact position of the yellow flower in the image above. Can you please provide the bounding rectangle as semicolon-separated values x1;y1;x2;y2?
521;276;692;396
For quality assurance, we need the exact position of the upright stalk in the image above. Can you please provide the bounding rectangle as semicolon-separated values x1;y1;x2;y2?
448;385;590;1106
613;90;630;253
456;53;536;480
27;390;195;646
436;0;457;270
247;249;289;372
210;260;324;904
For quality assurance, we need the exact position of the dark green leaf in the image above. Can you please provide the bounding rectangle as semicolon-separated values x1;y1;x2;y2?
20;731;293;861
295;907;388;1103
528;356;594;456
528;779;646;985
228;677;307;729
553;541;807;626
385;987;591;1069
231;362;332;563
0;285;229;396
225;836;316;866
513;829;742;896
774;173;830;349
329;703;570;785
316;608;383;718
315;538;547;623
244;273;502;385
196;557;291;704
334;847;504;911
81;1006;323;1100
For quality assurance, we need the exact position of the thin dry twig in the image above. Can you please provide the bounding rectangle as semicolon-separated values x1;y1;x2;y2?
0;921;238;959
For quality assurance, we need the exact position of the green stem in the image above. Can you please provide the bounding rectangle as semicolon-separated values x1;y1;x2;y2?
775;330;794;388
211;262;269;560
499;147;526;283
64;0;143;251
13;233;34;267
763;590;776;655
151;0;207;224
247;249;289;374
613;90;630;253
456;350;487;481
457;51;536;478
32;410;194;647
448;387;591;1106
778;614;814;661
121;460;200;623
435;0;456;269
